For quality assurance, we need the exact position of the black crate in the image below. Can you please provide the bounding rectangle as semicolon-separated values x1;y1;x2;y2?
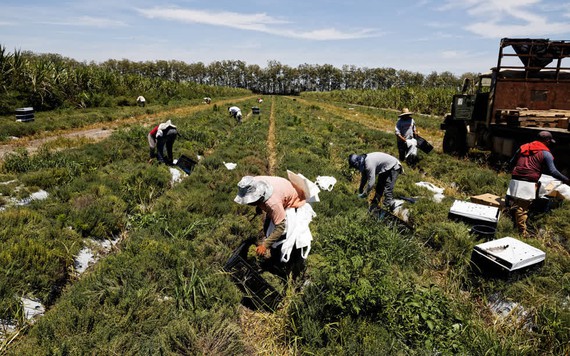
223;240;282;311
15;107;35;122
252;107;260;115
176;155;197;174
415;135;433;154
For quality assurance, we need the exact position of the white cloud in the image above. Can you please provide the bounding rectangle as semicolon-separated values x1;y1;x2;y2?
441;0;570;38
41;16;127;28
137;7;380;41
467;21;570;38
441;50;467;59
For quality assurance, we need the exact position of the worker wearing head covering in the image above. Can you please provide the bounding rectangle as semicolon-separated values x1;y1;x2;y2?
235;175;305;254
234;175;311;279
507;131;569;236
395;108;419;165
228;106;242;124
148;120;178;165
348;152;403;212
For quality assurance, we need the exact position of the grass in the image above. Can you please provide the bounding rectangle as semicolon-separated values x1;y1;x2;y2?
0;96;568;355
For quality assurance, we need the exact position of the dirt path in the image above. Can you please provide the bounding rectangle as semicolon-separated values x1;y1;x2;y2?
0;96;256;161
267;97;277;175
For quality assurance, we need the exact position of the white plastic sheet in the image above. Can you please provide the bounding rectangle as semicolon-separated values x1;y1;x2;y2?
223;162;237;170
415;181;445;202
287;170;320;203
315;176;337;191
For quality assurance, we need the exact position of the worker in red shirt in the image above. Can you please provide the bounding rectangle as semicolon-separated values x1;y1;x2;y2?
507;131;569;236
147;120;178;165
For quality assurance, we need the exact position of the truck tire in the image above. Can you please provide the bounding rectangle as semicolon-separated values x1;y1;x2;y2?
443;125;467;156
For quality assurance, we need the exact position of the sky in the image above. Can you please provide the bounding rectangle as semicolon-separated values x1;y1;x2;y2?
1;0;570;76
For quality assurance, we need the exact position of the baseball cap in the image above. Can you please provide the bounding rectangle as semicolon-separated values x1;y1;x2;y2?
538;131;555;143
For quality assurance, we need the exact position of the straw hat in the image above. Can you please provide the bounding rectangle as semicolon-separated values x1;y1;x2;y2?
398;108;414;117
234;176;273;205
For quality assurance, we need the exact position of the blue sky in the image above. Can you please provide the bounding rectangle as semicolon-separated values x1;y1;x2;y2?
1;0;570;75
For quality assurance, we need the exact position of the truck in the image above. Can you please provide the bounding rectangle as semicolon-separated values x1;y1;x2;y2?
440;38;570;176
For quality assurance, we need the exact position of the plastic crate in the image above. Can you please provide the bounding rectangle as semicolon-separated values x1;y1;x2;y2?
15;107;35;122
223;240;282;311
176;155;197;174
470;237;545;279
415;135;433;154
251;107;260;115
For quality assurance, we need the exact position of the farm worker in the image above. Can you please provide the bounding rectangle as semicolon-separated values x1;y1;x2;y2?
395;108;419;165
507;131;569;236
234;175;315;279
257;97;263;104
147;120;178;165
348;152;403;212
136;95;146;107
228;106;242;123
203;97;211;104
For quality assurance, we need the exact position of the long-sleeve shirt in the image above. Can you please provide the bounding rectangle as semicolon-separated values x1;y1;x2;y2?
395;117;416;141
255;176;305;225
254;176;306;248
511;141;568;183
359;152;401;194
228;106;241;116
149;125;159;139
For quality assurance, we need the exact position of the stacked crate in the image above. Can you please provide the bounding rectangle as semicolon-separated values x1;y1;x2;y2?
496;109;569;129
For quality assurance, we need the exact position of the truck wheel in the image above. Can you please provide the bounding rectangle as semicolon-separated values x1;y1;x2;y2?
443;125;467;156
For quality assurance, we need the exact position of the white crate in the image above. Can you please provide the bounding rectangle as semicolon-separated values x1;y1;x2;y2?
449;200;500;225
472;237;545;272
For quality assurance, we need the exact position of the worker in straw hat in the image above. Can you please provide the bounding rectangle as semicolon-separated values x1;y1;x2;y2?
234;175;315;279
147;119;178;165
395;108;419;165
507;130;569;237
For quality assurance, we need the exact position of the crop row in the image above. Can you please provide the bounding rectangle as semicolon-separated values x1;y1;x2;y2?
1;97;568;354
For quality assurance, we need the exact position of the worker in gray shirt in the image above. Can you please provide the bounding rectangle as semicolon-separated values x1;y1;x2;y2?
348;152;403;212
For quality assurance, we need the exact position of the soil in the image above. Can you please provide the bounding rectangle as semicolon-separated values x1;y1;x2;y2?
267;98;277;175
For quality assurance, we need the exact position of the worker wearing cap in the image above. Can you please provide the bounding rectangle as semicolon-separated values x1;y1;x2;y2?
507;131;569;236
395;108;419;165
348;152;403;212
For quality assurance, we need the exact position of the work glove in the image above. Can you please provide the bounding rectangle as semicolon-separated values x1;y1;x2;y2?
256;245;267;257
358;192;367;199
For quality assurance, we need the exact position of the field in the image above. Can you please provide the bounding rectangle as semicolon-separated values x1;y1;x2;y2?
0;95;569;355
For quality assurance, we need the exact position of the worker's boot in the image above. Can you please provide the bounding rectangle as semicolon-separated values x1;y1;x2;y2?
369;195;381;212
514;206;528;237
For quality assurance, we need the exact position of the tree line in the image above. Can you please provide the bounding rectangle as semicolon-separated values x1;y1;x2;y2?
0;44;476;115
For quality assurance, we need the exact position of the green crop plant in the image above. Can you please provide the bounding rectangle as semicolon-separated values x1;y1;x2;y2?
1;96;568;355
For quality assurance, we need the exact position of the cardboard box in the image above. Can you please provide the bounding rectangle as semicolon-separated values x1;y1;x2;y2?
470;193;505;208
